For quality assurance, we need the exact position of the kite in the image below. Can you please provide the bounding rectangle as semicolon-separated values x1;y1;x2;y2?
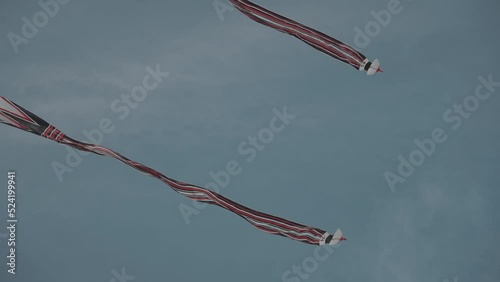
0;96;346;246
229;0;382;75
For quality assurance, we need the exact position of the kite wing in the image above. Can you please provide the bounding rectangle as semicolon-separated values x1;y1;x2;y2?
229;0;382;75
0;96;344;246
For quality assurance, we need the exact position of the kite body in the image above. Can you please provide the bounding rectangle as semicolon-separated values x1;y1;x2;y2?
0;97;345;246
229;0;382;75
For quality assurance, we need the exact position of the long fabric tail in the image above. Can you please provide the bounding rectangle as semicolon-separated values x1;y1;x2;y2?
0;96;340;246
229;0;368;70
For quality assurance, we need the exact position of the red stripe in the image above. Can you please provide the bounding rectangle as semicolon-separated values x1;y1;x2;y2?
55;132;65;142
42;125;54;137
49;128;60;139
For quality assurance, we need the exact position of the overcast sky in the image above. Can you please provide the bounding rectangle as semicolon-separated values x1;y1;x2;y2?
0;0;499;281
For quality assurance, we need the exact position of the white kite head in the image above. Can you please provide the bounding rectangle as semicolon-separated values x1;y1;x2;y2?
329;228;346;245
319;228;346;245
367;59;382;75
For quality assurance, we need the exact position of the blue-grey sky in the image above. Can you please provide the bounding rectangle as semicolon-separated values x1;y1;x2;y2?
0;0;499;281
